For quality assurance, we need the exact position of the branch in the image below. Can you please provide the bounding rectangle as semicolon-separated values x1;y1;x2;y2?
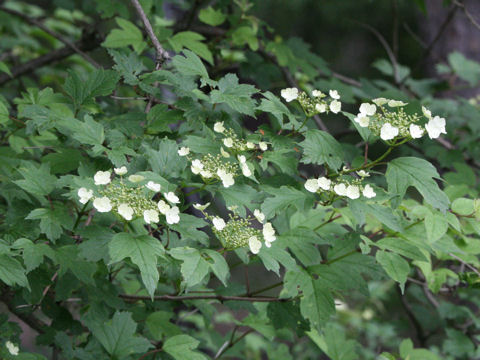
214;328;254;359
453;0;480;31
0;289;47;334
119;293;287;302
0;30;101;85
130;0;169;67
0;6;100;68
449;252;480;277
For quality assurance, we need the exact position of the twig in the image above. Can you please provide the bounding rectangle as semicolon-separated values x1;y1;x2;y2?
453;0;480;31
0;31;101;85
449;252;480;277
137;348;163;360
130;0;169;67
119;293;287;302
214;328;254;359
0;6;100;68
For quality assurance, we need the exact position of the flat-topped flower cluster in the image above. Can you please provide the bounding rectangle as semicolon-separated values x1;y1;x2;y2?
179;122;267;188
77;167;181;225
353;98;446;141
304;170;376;200
193;203;276;254
281;88;342;116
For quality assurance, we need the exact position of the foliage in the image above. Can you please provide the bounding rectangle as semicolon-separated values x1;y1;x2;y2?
1;0;480;359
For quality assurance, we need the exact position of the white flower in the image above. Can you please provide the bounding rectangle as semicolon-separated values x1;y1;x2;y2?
329;100;341;114
259;142;268;151
128;174;145;183
220;147;230;158
305;179;319;193
166;206;180;224
164;192;179;204
317;177;331;190
157;200;170;214
409;124;424;139
359;103;377;116
217;169;235;187
312;90;324;97
78;187;93;204
178;147;190;156
254;209;265;223
380;123;399;141
212;217;226;231
241;163;252;177
6;341;19;356
191;159;204;174
281;87;298;102
117;203;134;220
143;209;159;224
114;166;128;175
200;170;213;178
315;103;327;113
357;170;370;177
345;185;360;199
237;155;246;163
387;99;407;107
422;106;432;119
246;142;255;149
425;116;447;139
329;89;340;99
362;184;376;198
94;171;111;185
193;202;210;211
146;181;161;192
372;97;388;106
262;222;277;247
248;236;262;254
333;183;347;196
354;113;370;127
214;121;225;133
223;138;234;148
93;196;112;212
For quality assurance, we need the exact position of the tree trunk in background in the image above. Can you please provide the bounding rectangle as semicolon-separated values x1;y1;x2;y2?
420;0;480;97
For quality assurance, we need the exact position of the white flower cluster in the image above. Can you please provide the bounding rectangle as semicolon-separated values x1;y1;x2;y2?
193;203;276;254
6;341;19;356
304;171;376;200
353;99;446;141
281;88;342;116
77;168;181;225
188;153;239;188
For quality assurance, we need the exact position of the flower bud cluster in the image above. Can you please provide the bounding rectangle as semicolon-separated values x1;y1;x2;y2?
77;168;181;225
188;153;239;188
354;98;447;141
193;203;276;254
304;171;376;200
213;121;269;152
281;88;342;116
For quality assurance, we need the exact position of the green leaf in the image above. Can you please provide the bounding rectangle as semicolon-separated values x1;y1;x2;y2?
63;68;119;108
317;323;360;360
262;186;310;219
172;50;209;79
210;73;258;116
145;138;187;179
146;311;182;340
385;157;449;212
72;115;105;146
299;275;335;328
424;212;448;243
257;91;296;123
169;214;209;245
163;335;208;360
376;250;409;287
26;205;73;241
451;197;475;216
375;238;427;261
232;26;259;51
89;312;152;359
12;238;55;272
0;254;29;288
169;31;213;64
0;101;9;124
299;129;344;170
218;184;259;217
55;246;97;285
109;233;165;298
15;162;57;197
448;52;480;87
198;6;226;26
169;247;210;287
102;17;146;53
0;61;12;76
203;249;229;286
109;49;145;85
